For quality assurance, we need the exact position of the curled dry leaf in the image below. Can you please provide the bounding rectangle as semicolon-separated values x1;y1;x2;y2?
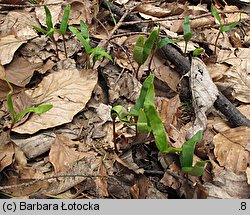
246;167;250;185
0;35;27;65
135;3;172;18
13;68;98;134
187;57;219;139
213;126;250;174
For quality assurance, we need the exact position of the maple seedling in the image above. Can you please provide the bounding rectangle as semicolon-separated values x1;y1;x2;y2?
69;20;112;69
33;4;71;58
211;4;241;55
5;79;53;130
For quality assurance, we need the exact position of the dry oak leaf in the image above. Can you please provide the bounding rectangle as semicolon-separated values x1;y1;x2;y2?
0;142;14;172
213;126;250;174
13;68;98;134
0;35;27;65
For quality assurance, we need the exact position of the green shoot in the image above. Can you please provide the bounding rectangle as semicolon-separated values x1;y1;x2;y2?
193;48;205;57
5;79;53;129
183;16;192;55
180;131;209;176
211;5;241;55
69;20;112;69
33;5;71;58
133;27;176;79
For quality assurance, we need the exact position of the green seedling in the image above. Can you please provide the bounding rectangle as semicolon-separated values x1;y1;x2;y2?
180;131;209;176
211;5;241;54
111;75;208;176
69;20;112;69
192;48;205;57
183;16;192;56
33;4;71;58
5;79;53;130
133;27;176;79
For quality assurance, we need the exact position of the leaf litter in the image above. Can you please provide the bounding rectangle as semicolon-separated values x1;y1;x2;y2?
0;0;250;199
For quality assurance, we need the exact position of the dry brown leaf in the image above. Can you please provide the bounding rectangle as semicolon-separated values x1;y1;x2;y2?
213;126;250;174
45;155;98;195
0;64;5;80
13;68;98;134
206;62;229;81
237;105;250;120
0;11;38;40
0;35;27;65
204;168;250;199
95;159;109;197
135;3;172;18
246;167;250;185
69;0;98;25
0;142;14;172
49;134;91;174
5;56;43;87
217;49;250;103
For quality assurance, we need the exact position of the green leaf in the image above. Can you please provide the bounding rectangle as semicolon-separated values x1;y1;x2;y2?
158;38;176;49
137;108;151;133
143;76;168;152
69;26;92;54
33;26;48;34
211;5;222;26
193;48;205;57
111;105;131;124
180;131;203;168
44;5;53;30
59;4;71;35
143;29;159;62
130;74;154;116
133;36;145;66
14;104;53;122
5;79;15;122
90;47;113;65
221;19;241;32
183;16;192;41
80;20;89;39
46;28;55;38
182;160;209;176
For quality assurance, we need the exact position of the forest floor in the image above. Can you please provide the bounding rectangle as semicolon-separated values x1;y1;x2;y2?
0;0;250;199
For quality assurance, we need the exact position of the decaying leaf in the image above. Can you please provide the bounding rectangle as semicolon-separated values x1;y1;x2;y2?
213;126;250;174
0;35;27;65
246;167;250;185
187;57;219;138
13;69;98;134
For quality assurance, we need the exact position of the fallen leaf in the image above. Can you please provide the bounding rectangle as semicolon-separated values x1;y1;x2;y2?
0;142;14;172
213;126;250;174
0;35;27;65
204;168;250;198
5;56;43;87
13;68;98;134
246;167;250;185
95;159;109;197
49;134;91;174
187;57;219;139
